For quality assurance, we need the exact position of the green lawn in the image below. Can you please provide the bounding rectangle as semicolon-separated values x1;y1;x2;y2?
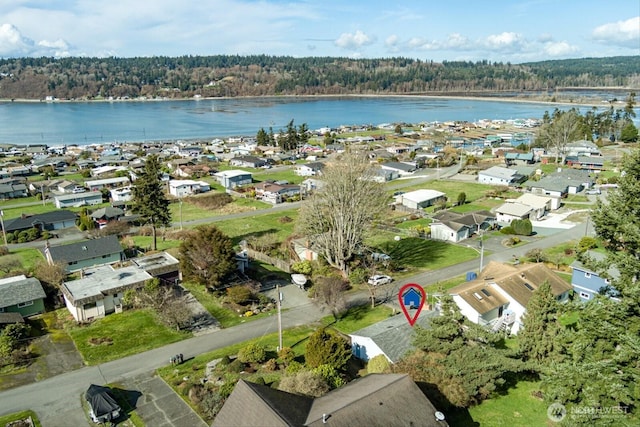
8;247;45;271
0;410;42;427
67;309;189;365
321;304;395;333
393;180;496;203
252;168;302;184
215;209;299;243
462;380;548;427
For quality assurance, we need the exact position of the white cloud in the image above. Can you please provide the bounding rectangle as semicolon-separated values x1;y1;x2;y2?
543;40;579;57
592;16;640;48
334;30;375;50
483;32;526;51
0;23;33;57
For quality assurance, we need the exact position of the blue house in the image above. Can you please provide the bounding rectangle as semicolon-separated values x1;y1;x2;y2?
402;287;422;309
570;251;620;302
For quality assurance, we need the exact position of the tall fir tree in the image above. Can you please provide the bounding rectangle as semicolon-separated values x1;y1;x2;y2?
132;155;171;251
518;281;564;363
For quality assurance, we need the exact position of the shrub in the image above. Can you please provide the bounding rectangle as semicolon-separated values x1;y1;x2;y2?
291;260;312;275
218;379;238;398
577;236;598;253
367;354;391;374
238;343;267;364
312;364;345;389
304;328;352;371
226;358;245;373
500;226;515;235
262;359;278;372
277;347;296;367
457;192;467;205
285;360;304;375
251;376;266;385
226;286;253;305
511;219;532;236
348;268;367;285
278;370;330;397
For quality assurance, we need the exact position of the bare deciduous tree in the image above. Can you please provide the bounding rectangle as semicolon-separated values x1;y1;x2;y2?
312;276;349;321
537;109;582;164
296;152;388;275
33;260;66;294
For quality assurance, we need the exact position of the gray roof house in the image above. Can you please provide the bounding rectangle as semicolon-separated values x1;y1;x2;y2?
524;169;593;198
44;235;124;273
213;374;448;427
2;210;77;233
0;183;28;200
350;312;436;363
477;166;526;186
0;275;46;318
54;192;103;208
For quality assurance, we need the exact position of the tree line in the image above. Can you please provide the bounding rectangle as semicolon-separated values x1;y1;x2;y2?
0;55;638;100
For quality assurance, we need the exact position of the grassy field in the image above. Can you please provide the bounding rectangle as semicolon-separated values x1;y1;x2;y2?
66;309;189;365
462;380;548;427
0;410;42;427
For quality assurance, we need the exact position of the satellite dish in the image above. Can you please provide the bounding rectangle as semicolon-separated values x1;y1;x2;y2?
394;235;401;241
435;411;446;421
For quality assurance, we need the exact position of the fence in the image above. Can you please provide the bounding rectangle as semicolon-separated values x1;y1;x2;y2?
245;248;292;273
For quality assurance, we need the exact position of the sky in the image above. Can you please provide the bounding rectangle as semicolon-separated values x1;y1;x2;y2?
0;0;638;63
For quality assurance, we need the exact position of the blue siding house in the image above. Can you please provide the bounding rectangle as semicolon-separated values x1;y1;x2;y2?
570;251;619;302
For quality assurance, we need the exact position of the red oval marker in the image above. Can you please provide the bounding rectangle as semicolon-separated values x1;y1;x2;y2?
398;283;427;326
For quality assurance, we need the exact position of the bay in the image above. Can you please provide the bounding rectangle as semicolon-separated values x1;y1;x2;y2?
0;96;634;146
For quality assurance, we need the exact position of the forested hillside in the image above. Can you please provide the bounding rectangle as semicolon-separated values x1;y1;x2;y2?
0;55;638;100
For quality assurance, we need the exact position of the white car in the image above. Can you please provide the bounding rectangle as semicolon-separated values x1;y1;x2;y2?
368;274;393;286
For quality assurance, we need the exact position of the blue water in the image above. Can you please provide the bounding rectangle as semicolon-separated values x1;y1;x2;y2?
0;96;636;145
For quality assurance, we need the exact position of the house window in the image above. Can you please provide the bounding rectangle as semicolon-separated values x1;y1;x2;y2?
83;302;97;310
579;292;590;300
17;300;33;308
0;307;5;312
584;272;591;278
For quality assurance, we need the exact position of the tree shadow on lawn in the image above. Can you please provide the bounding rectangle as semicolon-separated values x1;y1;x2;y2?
415;381;478;427
378;237;451;268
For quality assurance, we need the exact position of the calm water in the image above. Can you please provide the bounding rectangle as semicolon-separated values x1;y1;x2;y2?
0;96;635;146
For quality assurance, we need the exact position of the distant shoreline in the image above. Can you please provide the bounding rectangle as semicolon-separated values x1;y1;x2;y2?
0;92;623;109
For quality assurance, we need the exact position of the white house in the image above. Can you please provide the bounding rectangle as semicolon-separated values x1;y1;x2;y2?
62;265;152;322
295;162;324;177
396;189;446;210
110;186;133;202
54;192;103;208
477;166;523;186
450;262;572;335
214;170;253;189
85;176;130;192
495;202;533;224
514;193;552;219
168;179;211;197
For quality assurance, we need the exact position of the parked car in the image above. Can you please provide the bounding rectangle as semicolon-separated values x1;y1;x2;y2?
585;188;601;195
72;186;86;193
367;274;393;286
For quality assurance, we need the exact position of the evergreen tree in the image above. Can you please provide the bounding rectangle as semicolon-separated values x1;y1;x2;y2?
256;127;269;146
518;281;564;363
179;224;236;290
620;121;638;143
131;155;171;251
304;328;351;371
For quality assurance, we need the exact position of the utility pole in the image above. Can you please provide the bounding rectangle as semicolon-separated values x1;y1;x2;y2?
276;284;283;351
0;210;7;247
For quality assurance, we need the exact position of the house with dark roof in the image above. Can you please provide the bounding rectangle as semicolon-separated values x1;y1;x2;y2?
430;210;495;243
565;155;604;170
2;210;77;234
524;168;593;199
254;182;301;204
230;155;266;169
43;235;124;273
380;161;416;176
0;183;28;200
213;374;448;427
350;311;435;363
450;261;572;334
0;275;46;318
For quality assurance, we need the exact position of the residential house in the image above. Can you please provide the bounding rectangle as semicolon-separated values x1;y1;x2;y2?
90;207;125;228
524;168;593;202
44;235;124;273
54;192;103;208
110;186;133;202
85;176;130;192
369;167;399;183
295;162;325;177
0;182;28;200
477;166;526;186
350;312;435;363
565;140;601;157
57;180;79;193
214;170;253;189
168;179;211;197
2;210;77;234
504;152;535;166
450;261;572;335
570;251;620;302
565;156;604;171
513;193;553;219
380;161;416;176
229;156;266;168
254;182;301;204
62;265;151;322
495;202;533;224
291;238;320;261
396;189;446;210
430;210;495;243
213;374;448;427
300;178;325;193
0;275;46;318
